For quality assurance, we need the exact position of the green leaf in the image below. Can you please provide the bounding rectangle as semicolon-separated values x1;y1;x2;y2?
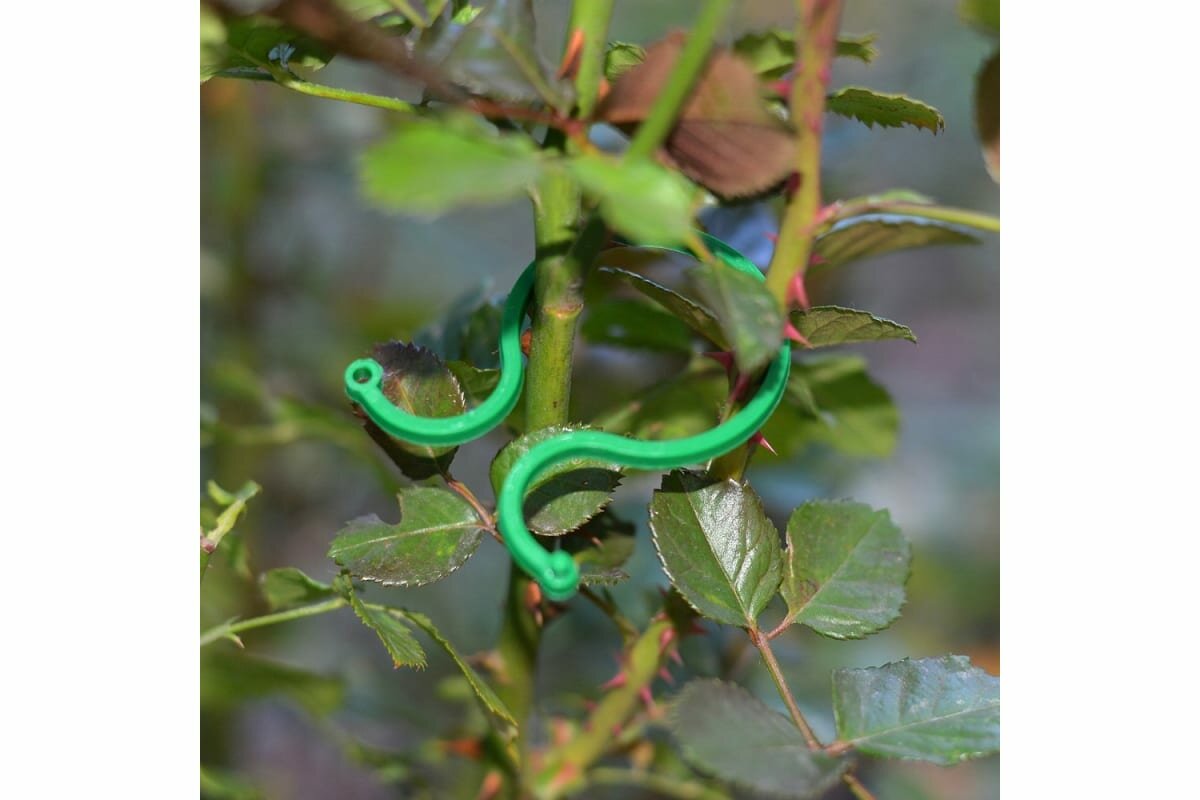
670;679;850;798
604;41;646;80
688;259;783;375
415;289;504;369
393;608;516;726
734;30;878;79
975;51;1000;181
599;266;728;350
490;425;622;536
833;655;1000;764
200;650;343;716
344;589;427;669
593;360;729;441
563;510;638;586
789;306;916;348
434;0;568;106
203;480;261;549
446;360;501;402
762;356;899;458
827;87;945;134
202;15;334;82
581;298;696;354
360;116;543;216
780;501;911;638
328;487;486;586
365;342;465;476
260;568;334;611
960;0;1000;35
814;213;980;272
649;471;782;627
567;156;696;247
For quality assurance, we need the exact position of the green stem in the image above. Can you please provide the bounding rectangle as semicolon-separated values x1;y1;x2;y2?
625;0;732;160
747;626;821;749
842;772;878;800
199;598;346;647
586;768;731;800
567;0;616;119
764;0;844;304
881;203;1001;233
267;72;416;113
535;619;674;798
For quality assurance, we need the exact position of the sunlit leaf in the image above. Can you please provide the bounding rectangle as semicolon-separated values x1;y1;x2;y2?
827;87;944;134
734;29;878;79
789;306;915;348
813;213;980;272
345;588;427;669
567;155;696;246
603;41;645;80
260;567;334;611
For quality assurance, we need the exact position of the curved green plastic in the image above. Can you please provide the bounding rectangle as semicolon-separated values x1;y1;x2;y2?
345;233;791;602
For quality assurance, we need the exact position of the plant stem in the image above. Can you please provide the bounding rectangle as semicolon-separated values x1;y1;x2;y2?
880;203;1001;233
747;626;821;749
199;598;347;647
764;0;844;305
567;0;615;119
842;772;878;800
579;586;638;642
625;0;732;160
536;619;675;798
587;767;731;800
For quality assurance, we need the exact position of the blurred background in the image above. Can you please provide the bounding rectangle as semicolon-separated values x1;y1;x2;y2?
201;1;999;797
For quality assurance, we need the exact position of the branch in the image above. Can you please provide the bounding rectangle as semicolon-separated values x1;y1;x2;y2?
764;0;845;304
747;626;821;750
587;767;731;800
199;598;347;647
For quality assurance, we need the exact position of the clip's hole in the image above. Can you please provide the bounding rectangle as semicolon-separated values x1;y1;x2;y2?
353;367;373;384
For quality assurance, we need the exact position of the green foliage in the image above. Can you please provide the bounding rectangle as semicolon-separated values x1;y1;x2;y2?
960;0;1000;35
734;29;878;79
201;13;333;82
670;679;849;798
826;87;945;134
688;258;783;374
788;306;916;348
343;584;428;669
360;116;544;215
780;501;911;638
328;487;486;585
649;471;781;627
832;656;1000;764
814;213;981;271
490;425;623;535
581;298;695;353
567;155;696;246
603;41;646;80
201;650;344;716
564;509;637;585
599;266;729;349
260;567;334;611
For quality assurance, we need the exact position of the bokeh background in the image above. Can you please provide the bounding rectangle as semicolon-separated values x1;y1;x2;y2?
201;1;999;797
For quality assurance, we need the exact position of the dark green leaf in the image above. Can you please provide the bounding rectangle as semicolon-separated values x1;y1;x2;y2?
827;87;944;134
649;471;781;627
490;425;622;536
260;567;334;611
202;15;334;82
789;306;915;348
604;41;645;80
599;266;728;350
200;650;343;716
415;289;504;369
762;356;899;458
345;590;427;669
434;0;568;106
975;52;1000;181
734;30;878;80
568;156;696;246
393;608;516;726
593;361;728;441
360;116;543;215
688;259;783;374
814;213;980;272
670;679;850;798
365;341;465;476
833;655;1000;764
581;298;696;354
960;0;1000;35
781;501;911;638
563;510;638;586
328;487;486;586
446;361;501;402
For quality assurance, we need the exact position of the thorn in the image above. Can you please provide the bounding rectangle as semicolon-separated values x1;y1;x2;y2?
520;328;533;358
639;686;656;712
582;699;596;712
658;626;677;653
785;171;800;198
200;535;217;554
809;253;827;266
702;350;735;375
600;670;627;691
817;65;831;84
611;724;623;738
751;431;778;456
658;667;676;685
764;231;779;243
769;78;791;98
814;203;840;226
730;373;752;402
557;28;585;80
784;321;813;348
669;648;684;666
787;272;811;311
688;620;707;636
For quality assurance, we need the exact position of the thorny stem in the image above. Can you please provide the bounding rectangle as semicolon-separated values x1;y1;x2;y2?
747;626;821;750
842;772;878;800
567;0;616;119
764;0;844;305
625;0;732;160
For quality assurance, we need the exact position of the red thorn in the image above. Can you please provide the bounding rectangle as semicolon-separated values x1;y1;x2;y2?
557;29;585;80
809;253;827;266
670;648;684;666
751;431;778;456
658;626;677;652
785;172;800;198
787;272;811;311
582;699;596;712
784;321;813;348
600;671;627;691
764;231;779;243
817;65;831;84
688;621;707;636
769;78;791;97
814;203;839;226
702;351;735;375
611;725;623;737
730;373;752;401
658;667;676;685
639;686;656;711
